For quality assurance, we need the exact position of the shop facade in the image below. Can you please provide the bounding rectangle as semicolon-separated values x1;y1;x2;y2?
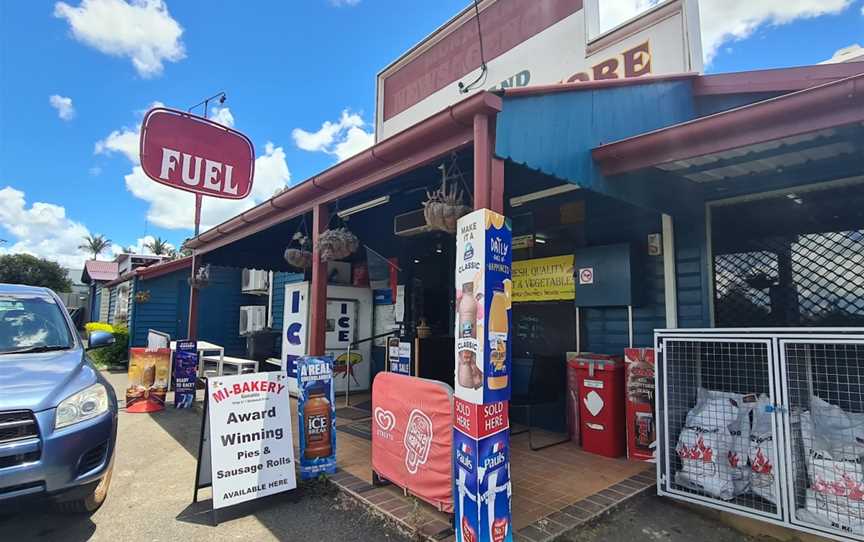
173;0;864;538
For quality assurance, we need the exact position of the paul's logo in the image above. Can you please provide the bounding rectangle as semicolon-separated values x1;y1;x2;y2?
456;441;474;471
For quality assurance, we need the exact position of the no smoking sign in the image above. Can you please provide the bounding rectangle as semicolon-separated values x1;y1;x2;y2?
578;267;594;285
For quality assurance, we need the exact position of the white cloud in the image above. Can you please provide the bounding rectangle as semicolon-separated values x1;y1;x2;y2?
330;0;361;6
292;109;374;162
0;186;92;269
53;0;185;78
97;106;290;230
89;166;102;176
209;106;234;128
94;127;139;162
599;0;854;64
113;235;175;255
49;94;76;120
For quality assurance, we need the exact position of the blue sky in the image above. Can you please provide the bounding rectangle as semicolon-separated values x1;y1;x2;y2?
0;0;862;269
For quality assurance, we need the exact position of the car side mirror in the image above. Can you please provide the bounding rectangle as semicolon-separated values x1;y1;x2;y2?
87;331;115;350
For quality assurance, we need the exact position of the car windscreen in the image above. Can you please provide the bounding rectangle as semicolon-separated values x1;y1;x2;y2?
0;294;74;354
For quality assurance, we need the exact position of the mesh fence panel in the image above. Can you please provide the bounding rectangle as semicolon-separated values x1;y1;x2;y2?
663;339;780;518
783;341;864;538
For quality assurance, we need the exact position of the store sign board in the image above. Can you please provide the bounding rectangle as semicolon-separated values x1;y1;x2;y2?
140;107;255;199
371;372;454;512
453;208;513;542
173;340;198;408
454;209;513;406
126;348;170;413
512;255;575;302
207;372;296;509
281;282;310;383
376;0;703;140
297;356;337;480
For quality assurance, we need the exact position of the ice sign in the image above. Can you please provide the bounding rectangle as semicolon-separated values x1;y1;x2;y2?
403;409;433;474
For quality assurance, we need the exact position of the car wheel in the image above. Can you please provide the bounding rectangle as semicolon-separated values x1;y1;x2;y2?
56;458;114;514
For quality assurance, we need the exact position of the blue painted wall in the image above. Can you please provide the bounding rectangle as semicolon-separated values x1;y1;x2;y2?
91;287;101;322
579;195;667;353
130;266;265;356
270;271;305;331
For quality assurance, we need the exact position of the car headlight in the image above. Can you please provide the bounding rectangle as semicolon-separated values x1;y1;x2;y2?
55;383;109;429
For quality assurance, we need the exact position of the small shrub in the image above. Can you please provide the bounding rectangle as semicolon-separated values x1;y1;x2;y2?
84;322;114;336
87;324;129;369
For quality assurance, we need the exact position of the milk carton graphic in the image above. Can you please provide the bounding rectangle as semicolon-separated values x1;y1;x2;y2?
454;209;512;406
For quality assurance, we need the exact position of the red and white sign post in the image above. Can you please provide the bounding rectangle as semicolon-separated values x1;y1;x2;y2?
139;106;256;338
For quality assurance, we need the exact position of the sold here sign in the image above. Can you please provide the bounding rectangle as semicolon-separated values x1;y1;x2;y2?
139;108;255;199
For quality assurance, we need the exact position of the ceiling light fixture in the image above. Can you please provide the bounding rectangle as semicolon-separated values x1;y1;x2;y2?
337;195;390;218
509;184;579;207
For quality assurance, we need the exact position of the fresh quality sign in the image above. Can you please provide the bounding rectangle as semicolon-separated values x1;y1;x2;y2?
512;255;575;302
207;372;296;509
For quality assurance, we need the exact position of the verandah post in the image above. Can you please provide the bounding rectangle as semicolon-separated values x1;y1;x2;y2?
309;203;329;356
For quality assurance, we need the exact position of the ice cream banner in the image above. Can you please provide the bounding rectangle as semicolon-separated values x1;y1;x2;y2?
173;340;198;409
126;347;170;413
297;356;337;480
207;371;297;509
453;397;512;542
454;209;513;405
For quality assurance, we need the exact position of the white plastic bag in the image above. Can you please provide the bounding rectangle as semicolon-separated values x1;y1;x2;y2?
798;397;864;534
748;394;777;504
675;388;754;500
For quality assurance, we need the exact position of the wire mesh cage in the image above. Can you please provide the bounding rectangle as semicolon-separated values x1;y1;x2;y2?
658;337;783;519
781;340;864;539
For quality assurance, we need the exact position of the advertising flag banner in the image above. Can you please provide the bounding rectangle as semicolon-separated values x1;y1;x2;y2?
454;208;513;542
282;282;310;394
297;356;337;480
454;209;513;405
173;340;198;408
207;372;296;509
372;372;454;512
126;348;170;413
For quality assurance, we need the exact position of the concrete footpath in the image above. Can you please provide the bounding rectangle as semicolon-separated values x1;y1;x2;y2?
0;370;411;542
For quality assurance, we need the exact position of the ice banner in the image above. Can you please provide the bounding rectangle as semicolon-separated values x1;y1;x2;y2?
297;356;337;480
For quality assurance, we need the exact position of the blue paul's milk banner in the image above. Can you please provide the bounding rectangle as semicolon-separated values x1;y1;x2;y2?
453;208;513;542
297;356;337;480
173;340;198;409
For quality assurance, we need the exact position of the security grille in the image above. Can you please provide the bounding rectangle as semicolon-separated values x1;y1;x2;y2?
712;184;864;328
657;329;864;542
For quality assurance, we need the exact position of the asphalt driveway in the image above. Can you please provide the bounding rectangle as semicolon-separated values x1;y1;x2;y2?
0;371;410;542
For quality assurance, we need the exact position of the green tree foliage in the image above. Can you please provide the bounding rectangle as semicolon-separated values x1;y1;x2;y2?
0;254;73;291
144;236;172;256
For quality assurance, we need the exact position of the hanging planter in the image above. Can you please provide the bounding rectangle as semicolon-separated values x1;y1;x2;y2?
134;290;151;304
423;157;471;234
284;232;313;269
316;227;359;262
187;264;210;288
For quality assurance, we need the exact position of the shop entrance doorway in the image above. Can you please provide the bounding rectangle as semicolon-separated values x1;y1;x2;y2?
711;180;864;327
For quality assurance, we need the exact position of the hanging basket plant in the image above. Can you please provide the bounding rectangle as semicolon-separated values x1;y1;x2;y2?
423;157;471;234
316;227;359;262
187;264;210;288
134;290;151;304
284;231;313;269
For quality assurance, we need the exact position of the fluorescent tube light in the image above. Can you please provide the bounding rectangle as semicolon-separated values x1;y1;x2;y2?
337;195;390;218
509;184;579;207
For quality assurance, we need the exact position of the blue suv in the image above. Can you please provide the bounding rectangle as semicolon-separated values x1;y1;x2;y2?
0;283;118;513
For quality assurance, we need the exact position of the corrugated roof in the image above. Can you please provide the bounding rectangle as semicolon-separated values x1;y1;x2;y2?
81;260;119;284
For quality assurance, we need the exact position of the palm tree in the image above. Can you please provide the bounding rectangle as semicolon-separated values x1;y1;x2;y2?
144;236;172;256
79;234;111;260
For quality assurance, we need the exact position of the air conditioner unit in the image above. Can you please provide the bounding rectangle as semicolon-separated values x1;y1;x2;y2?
394;208;432;237
241;269;269;294
239;305;267;335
